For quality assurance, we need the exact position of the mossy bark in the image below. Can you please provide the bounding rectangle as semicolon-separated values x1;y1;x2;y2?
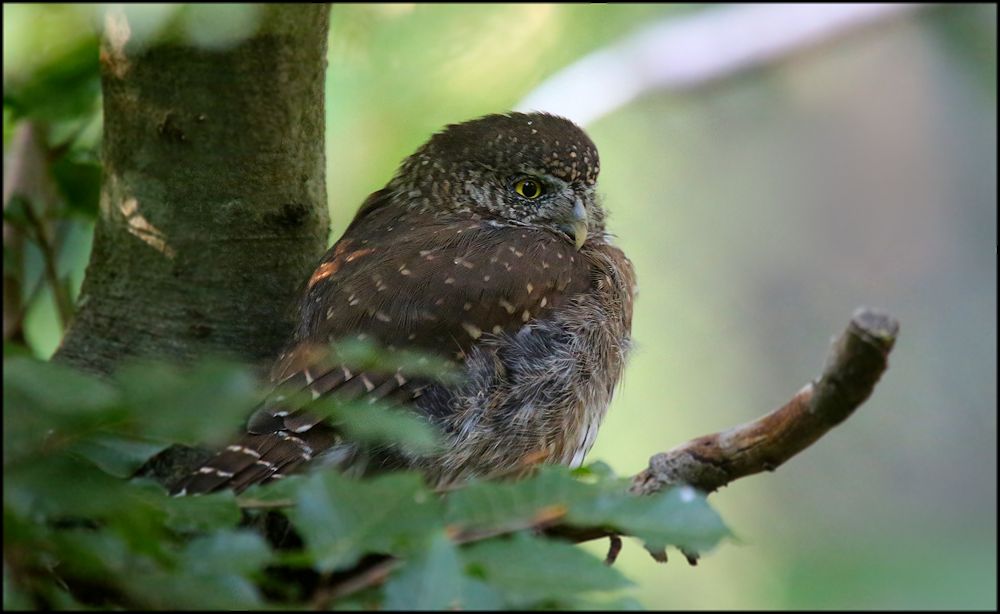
54;5;332;375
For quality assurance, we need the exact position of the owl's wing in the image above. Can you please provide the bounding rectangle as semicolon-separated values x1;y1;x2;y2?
172;198;592;495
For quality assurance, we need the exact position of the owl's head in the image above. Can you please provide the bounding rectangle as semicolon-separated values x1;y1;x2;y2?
392;112;604;249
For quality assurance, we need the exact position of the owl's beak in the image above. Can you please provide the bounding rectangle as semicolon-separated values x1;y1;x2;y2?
560;198;588;250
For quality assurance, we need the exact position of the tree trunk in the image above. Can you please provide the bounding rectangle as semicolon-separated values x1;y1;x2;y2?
53;5;331;376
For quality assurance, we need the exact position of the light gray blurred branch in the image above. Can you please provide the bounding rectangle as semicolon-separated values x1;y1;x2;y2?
516;3;928;126
3;123;63;341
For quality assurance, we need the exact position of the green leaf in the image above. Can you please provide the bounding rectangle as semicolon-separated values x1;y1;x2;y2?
3;38;101;123
3;564;34;610
3;356;120;414
41;513;266;609
447;466;729;556
458;577;507;611
461;533;631;607
289;471;443;572
3;358;128;464
182;530;272;575
119;568;265;610
2;194;33;230
445;466;594;533
383;532;463;611
572;460;617;479
332;399;442;455
573;484;730;554
156;487;243;534
70;433;170;478
3;452;134;519
49;528;134;580
566;593;645;610
51;151;102;218
114;359;261;445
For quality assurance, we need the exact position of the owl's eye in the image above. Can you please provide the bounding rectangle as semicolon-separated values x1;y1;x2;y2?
513;178;545;199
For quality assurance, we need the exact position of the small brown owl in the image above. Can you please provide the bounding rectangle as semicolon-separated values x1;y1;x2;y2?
174;112;636;494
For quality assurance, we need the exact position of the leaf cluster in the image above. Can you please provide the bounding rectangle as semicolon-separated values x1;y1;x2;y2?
3;356;729;610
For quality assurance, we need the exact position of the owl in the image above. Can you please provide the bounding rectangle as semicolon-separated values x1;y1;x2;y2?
174;112;636;494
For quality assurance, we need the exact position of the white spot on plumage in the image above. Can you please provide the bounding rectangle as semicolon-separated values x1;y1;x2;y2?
360;374;375;391
227;445;261;459
461;322;483;339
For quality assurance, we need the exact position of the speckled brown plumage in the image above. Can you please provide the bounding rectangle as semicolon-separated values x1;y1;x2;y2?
174;112;636;495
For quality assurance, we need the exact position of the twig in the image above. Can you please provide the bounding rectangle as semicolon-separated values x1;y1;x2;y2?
3;121;75;335
516;4;928;126
237;498;295;510
311;558;400;610
20;200;74;331
3;122;53;342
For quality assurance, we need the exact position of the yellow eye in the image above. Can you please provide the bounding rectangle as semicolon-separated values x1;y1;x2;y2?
514;178;544;199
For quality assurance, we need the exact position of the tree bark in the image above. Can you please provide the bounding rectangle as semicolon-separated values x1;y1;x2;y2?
53;5;332;376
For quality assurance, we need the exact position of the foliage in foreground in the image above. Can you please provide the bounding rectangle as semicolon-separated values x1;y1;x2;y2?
3;354;729;610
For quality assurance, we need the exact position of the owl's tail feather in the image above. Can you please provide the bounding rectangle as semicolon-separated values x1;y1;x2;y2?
170;344;433;496
169;420;341;496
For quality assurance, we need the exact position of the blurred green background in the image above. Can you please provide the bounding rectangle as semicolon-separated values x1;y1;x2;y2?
4;4;996;609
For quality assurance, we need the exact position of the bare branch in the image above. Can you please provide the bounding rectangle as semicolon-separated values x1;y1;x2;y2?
19;193;74;331
631;307;899;496
542;307;898;549
516;4;929;126
3;122;59;342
